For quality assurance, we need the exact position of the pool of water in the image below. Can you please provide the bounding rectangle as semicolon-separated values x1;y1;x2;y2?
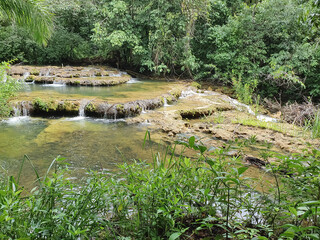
0;117;163;187
18;80;179;102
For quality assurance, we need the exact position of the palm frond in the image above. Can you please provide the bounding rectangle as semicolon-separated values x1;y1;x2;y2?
0;0;53;45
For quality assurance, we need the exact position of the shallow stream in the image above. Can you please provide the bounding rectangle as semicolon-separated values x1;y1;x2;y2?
18;79;179;103
2;73;279;190
0;117;162;187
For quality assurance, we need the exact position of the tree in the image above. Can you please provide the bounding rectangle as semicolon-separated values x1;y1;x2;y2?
0;0;53;45
0;0;53;117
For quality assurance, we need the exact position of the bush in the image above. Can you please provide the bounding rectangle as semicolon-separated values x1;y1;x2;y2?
0;61;21;117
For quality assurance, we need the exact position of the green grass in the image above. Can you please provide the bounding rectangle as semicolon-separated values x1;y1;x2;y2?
232;116;304;137
304;110;320;139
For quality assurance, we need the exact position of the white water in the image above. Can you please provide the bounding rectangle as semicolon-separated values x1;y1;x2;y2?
23;72;30;80
228;97;277;123
5;116;31;125
109;71;127;77
109;72;122;77
12;101;29;117
65;116;86;121
180;87;278;123
42;82;65;87
180;89;198;98
163;98;171;107
180;88;216;99
93;118;126;123
78;100;90;118
127;78;140;84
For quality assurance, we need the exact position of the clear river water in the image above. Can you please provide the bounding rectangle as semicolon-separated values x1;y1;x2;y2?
1;79;174;187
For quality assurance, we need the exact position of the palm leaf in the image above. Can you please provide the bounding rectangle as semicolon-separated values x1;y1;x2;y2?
0;0;53;45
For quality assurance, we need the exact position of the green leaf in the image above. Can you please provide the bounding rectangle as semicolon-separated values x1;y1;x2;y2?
189;136;195;148
301;201;320;206
288;207;297;217
198;145;207;154
237;166;248;175
169;232;182;240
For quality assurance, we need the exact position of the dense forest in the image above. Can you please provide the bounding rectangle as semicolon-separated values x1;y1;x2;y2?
1;0;320;103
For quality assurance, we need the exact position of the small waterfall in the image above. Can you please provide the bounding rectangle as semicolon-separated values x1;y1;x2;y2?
79;100;88;117
12;105;21;117
163;98;170;107
23;72;30;80
21;101;29;116
127;78;140;84
228;97;277;123
12;101;30;117
39;68;51;77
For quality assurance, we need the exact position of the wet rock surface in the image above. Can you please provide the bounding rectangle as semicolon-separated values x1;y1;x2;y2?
11;89;182;119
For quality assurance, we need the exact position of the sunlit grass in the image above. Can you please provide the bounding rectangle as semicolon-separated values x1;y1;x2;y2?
232;115;304;137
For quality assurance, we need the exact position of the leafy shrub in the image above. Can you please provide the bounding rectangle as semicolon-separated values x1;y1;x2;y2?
0;136;319;239
0;61;21;117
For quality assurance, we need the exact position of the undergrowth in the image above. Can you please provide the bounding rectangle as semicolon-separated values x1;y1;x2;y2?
305;110;320;139
0;134;319;239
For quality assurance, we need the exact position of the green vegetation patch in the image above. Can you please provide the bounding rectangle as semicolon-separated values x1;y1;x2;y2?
0;137;319;239
232;116;303;137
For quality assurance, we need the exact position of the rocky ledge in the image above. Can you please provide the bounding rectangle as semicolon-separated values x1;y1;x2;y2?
9;65;131;86
11;90;182;118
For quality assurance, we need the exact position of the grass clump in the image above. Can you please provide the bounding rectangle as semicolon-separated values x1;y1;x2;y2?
304;110;320;138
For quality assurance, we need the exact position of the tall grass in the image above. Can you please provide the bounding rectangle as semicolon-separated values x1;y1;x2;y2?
305;110;320;138
0;135;319;239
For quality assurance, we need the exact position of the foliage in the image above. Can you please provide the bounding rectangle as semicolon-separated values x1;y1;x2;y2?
270;147;320;239
0;61;20;117
0;0;53;45
92;0;211;76
1;0;320;102
232;75;257;105
0;0;97;64
0;136;319;239
305;110;320;138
